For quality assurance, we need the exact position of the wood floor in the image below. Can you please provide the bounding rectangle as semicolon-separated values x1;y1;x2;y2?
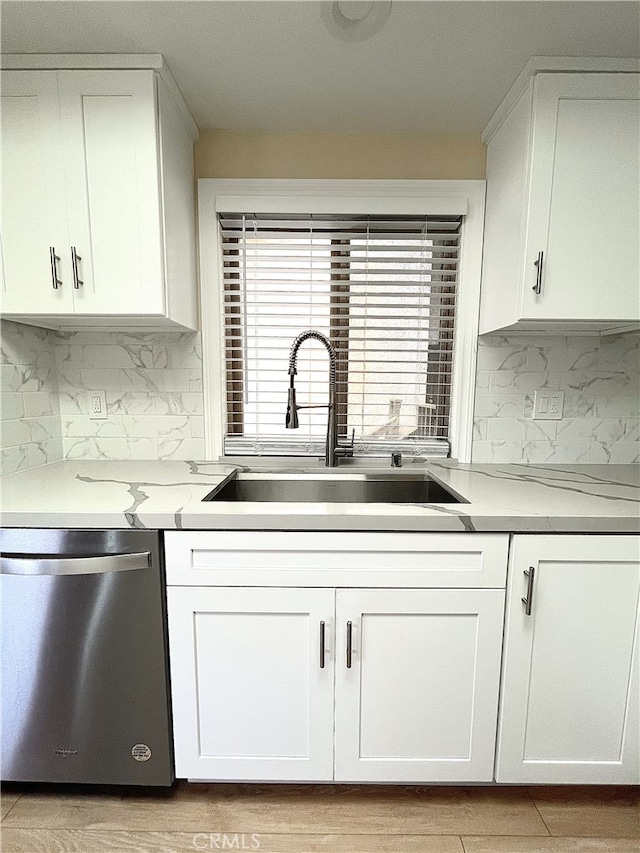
1;783;638;852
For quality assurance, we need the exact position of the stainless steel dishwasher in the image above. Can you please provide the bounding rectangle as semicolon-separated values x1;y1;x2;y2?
0;528;174;786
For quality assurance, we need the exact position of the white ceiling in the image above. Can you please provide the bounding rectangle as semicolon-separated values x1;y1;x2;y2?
2;1;638;132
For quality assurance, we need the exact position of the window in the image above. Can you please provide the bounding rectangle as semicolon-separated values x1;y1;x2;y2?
220;213;460;457
199;181;484;462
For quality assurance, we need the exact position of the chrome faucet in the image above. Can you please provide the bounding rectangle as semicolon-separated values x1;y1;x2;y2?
286;330;354;467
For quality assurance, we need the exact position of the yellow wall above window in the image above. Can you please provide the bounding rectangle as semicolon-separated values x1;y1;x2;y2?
195;131;486;181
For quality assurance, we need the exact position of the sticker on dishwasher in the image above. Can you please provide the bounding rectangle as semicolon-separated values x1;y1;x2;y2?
131;743;152;762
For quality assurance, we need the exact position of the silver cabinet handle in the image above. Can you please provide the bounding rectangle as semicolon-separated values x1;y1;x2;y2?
71;246;83;288
319;620;326;669
346;620;353;669
532;251;544;294
49;247;62;289
522;566;535;616
0;551;151;576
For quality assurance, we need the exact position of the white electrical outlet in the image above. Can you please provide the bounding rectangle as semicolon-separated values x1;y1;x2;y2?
89;390;107;420
533;390;564;420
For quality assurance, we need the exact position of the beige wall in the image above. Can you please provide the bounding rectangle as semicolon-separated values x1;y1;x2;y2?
195;130;486;180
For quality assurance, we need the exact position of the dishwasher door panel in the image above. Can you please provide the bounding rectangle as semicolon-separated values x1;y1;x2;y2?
1;529;173;785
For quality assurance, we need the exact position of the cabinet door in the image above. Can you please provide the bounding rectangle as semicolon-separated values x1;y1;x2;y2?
334;588;505;782
167;587;335;781
0;71;73;314
58;71;165;316
523;73;640;322
497;535;640;784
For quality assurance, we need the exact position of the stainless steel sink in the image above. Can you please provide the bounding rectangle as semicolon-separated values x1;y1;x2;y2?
203;471;466;504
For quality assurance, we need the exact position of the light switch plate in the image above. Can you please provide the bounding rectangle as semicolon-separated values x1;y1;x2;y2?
89;390;107;420
533;390;564;420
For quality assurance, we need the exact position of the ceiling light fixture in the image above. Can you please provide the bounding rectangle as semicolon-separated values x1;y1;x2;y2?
321;0;392;42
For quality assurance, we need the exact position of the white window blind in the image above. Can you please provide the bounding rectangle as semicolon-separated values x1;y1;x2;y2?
219;213;462;457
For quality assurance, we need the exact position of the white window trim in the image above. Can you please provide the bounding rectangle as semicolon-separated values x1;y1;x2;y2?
198;179;485;463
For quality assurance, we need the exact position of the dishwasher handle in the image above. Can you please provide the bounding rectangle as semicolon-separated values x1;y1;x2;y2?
0;551;151;576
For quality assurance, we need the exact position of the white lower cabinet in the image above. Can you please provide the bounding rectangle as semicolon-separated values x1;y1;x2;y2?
166;531;640;784
333;588;505;782
167;587;335;781
166;532;509;783
496;535;640;784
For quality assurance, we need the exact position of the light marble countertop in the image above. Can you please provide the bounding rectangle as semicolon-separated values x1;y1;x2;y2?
0;459;638;532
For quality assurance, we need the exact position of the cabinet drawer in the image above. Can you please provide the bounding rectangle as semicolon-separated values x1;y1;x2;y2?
164;531;508;588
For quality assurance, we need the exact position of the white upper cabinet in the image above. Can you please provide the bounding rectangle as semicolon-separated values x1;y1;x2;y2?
57;71;165;317
1;57;199;330
0;72;72;314
480;68;640;335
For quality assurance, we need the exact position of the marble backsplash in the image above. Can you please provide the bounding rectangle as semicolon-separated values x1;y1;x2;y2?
55;329;204;462
1;321;638;471
0;321;204;472
1;321;63;474
473;333;640;463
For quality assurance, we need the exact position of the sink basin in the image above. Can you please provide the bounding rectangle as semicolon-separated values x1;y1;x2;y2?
203;472;466;504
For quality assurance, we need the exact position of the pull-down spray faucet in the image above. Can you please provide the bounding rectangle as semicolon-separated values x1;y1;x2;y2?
286;330;354;467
